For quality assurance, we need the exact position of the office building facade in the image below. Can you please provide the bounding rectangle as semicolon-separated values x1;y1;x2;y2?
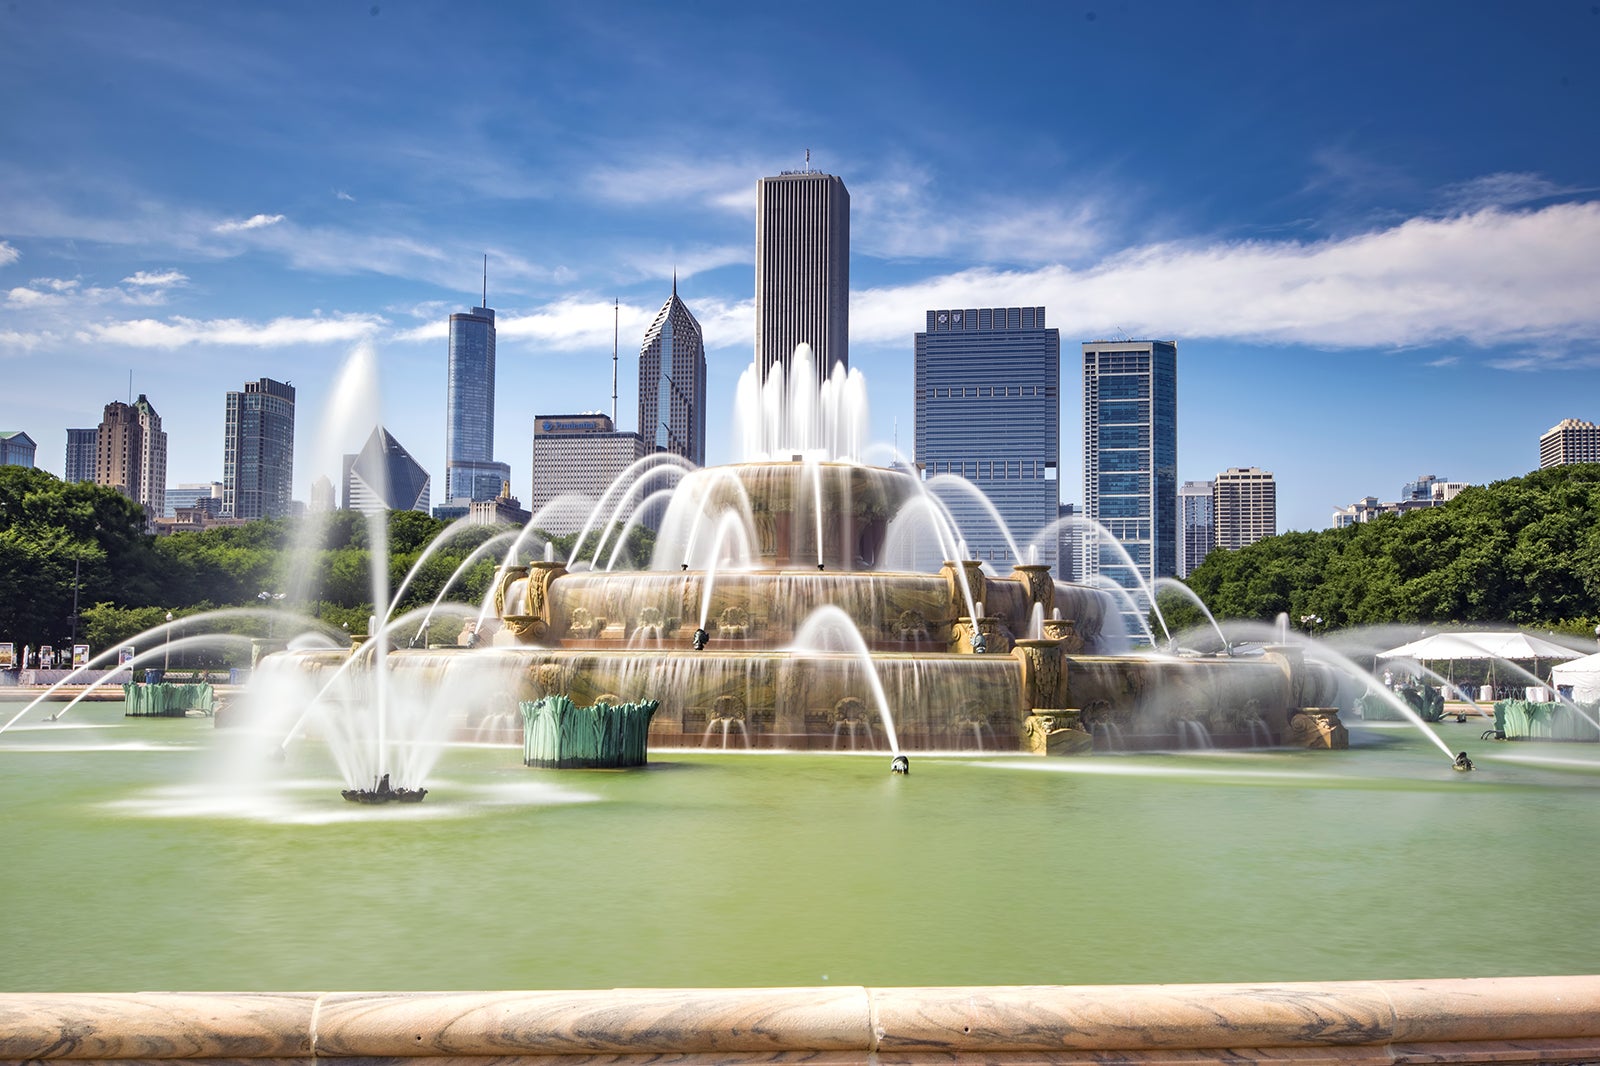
638;282;707;465
1177;480;1214;578
529;413;647;535
914;307;1060;569
1213;467;1276;551
446;302;510;502
65;428;98;482
342;426;431;514
1540;418;1600;468
755;170;849;382
165;482;223;519
94;401;143;502
1082;340;1178;593
223;377;296;520
0;430;36;468
130;394;166;520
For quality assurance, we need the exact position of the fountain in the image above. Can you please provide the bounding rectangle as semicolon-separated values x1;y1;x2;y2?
268;347;1346;769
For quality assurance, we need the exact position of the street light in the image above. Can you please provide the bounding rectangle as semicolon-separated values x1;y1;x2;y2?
258;591;286;637
164;611;173;673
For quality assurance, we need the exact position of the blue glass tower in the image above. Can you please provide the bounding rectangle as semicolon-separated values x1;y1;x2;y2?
914;307;1061;569
446;298;509;502
223;377;296;520
1082;340;1178;595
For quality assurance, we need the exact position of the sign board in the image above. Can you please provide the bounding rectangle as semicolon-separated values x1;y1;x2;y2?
117;646;136;666
72;645;90;668
0;643;13;669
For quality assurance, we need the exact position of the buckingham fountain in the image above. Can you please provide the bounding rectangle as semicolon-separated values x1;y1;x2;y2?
268;346;1345;777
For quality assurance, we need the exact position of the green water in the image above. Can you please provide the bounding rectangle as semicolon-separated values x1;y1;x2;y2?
3;703;1599;992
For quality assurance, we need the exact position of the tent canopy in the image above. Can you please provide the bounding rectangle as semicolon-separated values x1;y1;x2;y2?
1376;631;1582;663
1551;651;1600;703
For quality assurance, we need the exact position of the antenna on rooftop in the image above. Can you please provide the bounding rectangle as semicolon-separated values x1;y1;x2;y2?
804;148;811;173
128;370;132;404
482;253;488;308
612;298;619;425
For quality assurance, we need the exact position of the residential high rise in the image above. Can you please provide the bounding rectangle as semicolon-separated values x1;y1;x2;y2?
1082;340;1178;593
914;307;1060;569
1178;480;1215;578
342;426;431;514
223;377;296;520
0;430;36;468
528;413;647;535
64;428;98;482
638;279;707;465
1213;467;1276;551
755;169;849;382
446;297;510;503
94;400;143;501
1540;418;1600;468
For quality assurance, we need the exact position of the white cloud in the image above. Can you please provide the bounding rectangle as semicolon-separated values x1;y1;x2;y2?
851;202;1600;358
213;212;286;233
78;312;386;348
0;241;18;266
335;190;355;202
1439;172;1586;213
122;269;189;287
587;158;757;213
0;328;50;353
7;286;67;307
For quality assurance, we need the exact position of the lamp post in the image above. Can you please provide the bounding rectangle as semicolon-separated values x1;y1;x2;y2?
1299;614;1323;637
258;591;286;637
164;611;173;672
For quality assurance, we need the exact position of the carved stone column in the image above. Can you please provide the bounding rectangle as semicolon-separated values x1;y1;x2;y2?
1010;564;1055;623
1012;638;1065;710
1042;618;1084;654
940;560;986;624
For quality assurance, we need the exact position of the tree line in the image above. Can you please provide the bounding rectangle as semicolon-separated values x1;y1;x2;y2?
1174;463;1600;637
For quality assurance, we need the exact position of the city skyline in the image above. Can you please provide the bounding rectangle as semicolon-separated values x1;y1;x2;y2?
3;3;1599;533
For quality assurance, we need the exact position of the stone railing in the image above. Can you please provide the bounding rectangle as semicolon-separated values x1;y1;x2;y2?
3;978;1599;1064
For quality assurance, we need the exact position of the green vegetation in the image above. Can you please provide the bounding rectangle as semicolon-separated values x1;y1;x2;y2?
1180;463;1600;635
0;466;559;661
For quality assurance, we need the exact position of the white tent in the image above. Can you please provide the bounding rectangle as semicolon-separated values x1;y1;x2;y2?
1551;651;1600;704
1377;631;1582;664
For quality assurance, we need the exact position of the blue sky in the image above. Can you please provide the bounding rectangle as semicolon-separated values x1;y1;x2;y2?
2;0;1598;533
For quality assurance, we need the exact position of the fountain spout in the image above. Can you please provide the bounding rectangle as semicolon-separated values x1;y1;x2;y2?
891;754;909;774
692;628;709;651
1453;751;1475;772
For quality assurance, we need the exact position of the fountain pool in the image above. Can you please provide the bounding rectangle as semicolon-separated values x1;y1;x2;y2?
5;701;1599;993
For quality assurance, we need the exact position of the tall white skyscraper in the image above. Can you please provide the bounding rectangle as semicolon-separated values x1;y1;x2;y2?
1540;418;1600;468
1082;340;1177;594
1213;466;1277;551
755;169;849;382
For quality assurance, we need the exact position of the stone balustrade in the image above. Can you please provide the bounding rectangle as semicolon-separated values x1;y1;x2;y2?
3;977;1599;1064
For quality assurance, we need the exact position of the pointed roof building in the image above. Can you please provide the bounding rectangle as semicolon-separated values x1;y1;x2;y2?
638;276;707;466
342;426;432;513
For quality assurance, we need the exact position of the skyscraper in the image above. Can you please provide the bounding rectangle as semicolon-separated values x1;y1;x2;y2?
94;401;143;501
342;426;431;514
130;394;166;520
1540;418;1600;468
1177;480;1214;578
223;377;296;520
638;279;707;466
914;307;1060;568
1213;466;1276;551
1082;340;1178;594
446;295;510;503
755;169;849;381
64;428;98;483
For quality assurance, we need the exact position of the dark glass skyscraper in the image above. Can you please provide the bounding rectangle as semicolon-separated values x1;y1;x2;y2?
446;302;509;501
755;170;849;382
64;427;98;483
638;280;707;466
1082;340;1178;594
223;377;296;520
914;307;1061;569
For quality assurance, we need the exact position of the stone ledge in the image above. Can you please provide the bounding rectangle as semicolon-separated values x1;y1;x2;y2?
0;978;1595;1064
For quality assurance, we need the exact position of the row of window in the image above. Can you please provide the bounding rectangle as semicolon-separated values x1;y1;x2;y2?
923;385;1055;398
924;459;1058;479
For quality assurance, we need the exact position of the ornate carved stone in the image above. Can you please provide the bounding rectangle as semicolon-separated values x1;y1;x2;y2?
1023;710;1092;756
1287;707;1349;749
893;609;930;642
716;604;751;639
940;560;986;623
1042;618;1085;654
1013;639;1065;710
1011;564;1055;620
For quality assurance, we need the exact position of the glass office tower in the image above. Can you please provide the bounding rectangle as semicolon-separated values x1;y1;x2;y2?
755;170;849;382
638;282;707;466
446;303;509;501
223;377;296;520
915;307;1061;569
1082;340;1177;596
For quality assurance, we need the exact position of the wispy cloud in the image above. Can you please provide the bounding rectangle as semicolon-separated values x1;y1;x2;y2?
122;268;189;287
78;312;385;348
852;202;1600;359
335;190;355;202
0;241;18;266
587;158;757;213
213;212;285;233
1439;172;1588;213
